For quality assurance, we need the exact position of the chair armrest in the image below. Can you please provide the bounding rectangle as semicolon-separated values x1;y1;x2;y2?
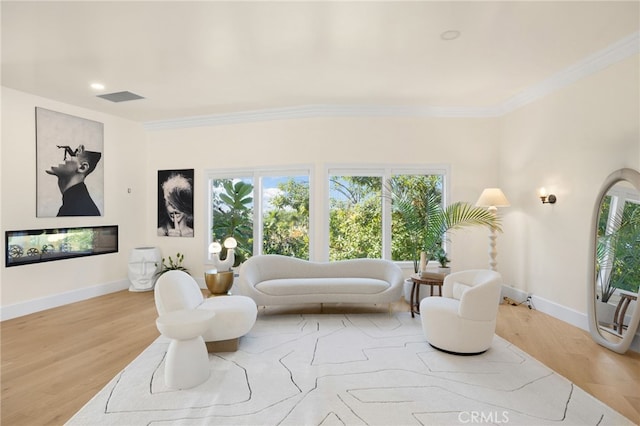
458;279;501;321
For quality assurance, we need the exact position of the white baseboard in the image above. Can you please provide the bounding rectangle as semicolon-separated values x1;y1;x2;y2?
500;286;529;304
0;279;130;321
502;286;640;354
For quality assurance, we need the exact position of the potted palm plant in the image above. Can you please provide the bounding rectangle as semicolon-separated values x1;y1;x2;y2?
385;179;501;274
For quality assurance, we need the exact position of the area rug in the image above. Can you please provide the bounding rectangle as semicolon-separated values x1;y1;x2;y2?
67;313;632;425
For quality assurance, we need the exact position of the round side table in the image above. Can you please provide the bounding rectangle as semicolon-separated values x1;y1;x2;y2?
155;309;215;390
410;272;445;318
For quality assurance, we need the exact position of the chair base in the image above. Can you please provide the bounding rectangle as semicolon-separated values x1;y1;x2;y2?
206;337;239;352
429;343;487;356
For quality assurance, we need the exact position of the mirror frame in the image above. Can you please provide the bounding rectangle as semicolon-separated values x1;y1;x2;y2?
587;168;640;354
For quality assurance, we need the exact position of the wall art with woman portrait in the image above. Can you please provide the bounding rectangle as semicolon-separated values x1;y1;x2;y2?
36;107;104;217
157;169;194;237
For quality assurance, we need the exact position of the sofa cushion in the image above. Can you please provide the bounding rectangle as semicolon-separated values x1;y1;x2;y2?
255;278;390;296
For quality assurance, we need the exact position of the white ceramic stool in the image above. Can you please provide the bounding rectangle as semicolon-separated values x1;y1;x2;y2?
155;309;215;390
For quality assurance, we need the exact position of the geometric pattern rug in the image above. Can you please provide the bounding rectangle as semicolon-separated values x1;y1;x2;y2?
67;313;633;425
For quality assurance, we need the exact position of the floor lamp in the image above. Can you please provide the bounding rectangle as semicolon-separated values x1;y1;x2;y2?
475;188;510;271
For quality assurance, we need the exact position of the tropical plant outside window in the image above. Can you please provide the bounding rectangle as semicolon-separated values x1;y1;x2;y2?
329;176;383;260
211;178;254;265
596;194;640;303
262;175;310;259
210;173;310;263
388;175;443;264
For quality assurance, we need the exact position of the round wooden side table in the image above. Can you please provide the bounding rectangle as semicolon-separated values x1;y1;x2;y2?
410;272;445;317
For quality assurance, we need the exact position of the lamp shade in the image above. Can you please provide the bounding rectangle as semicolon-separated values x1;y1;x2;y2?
223;237;237;249
476;188;510;208
208;242;222;254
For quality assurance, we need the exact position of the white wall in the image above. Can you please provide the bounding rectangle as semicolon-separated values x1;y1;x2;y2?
498;55;640;316
1;88;148;317
1;50;638;336
145;116;501;279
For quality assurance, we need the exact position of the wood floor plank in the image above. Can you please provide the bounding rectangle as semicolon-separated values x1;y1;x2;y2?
495;304;640;424
1;291;638;425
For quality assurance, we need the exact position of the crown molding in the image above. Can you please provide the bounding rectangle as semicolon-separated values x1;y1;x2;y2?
497;31;639;114
144;32;639;131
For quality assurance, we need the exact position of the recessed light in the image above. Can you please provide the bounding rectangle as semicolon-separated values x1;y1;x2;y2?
440;30;461;41
90;82;105;91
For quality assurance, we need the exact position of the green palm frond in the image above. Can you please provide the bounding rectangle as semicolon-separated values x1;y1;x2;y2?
384;181;501;270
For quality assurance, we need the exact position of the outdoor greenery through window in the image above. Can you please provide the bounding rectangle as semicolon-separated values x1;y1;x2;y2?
327;173;445;262
210;172;310;263
388;174;444;262
209;166;447;263
211;178;254;265
261;175;310;259
597;191;640;301
329;176;382;260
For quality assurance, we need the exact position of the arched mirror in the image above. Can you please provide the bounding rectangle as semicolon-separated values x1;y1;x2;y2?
588;168;640;354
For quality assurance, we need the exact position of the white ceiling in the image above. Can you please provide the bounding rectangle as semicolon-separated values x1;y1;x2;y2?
2;1;639;124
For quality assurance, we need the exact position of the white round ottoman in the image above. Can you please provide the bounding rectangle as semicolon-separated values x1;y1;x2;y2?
200;295;257;351
156;309;215;390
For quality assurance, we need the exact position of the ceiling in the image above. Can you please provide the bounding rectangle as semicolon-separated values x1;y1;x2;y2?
2;1;639;124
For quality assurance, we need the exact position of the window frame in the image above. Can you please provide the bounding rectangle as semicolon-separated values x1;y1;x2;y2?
323;164;450;264
205;163;450;266
205;165;314;264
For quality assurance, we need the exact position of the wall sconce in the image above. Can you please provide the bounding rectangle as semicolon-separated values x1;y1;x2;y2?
539;188;557;204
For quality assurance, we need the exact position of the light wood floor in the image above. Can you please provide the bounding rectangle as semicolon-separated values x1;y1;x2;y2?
1;291;639;425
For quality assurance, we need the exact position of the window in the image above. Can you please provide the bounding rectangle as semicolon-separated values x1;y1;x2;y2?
208;165;448;264
388;173;444;262
208;169;311;263
327;166;447;262
329;174;382;260
262;175;310;259
211;177;254;264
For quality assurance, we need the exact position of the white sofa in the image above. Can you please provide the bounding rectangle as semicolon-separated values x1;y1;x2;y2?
236;255;404;307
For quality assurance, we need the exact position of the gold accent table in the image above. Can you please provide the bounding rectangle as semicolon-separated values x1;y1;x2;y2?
204;270;234;296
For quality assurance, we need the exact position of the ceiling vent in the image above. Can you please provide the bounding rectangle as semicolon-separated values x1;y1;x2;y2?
97;91;145;103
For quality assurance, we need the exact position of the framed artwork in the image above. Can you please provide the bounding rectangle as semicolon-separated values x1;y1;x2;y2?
36;107;104;217
6;225;118;267
157;169;194;237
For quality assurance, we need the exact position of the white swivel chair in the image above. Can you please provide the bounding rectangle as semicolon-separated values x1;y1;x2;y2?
154;270;257;352
419;269;502;355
